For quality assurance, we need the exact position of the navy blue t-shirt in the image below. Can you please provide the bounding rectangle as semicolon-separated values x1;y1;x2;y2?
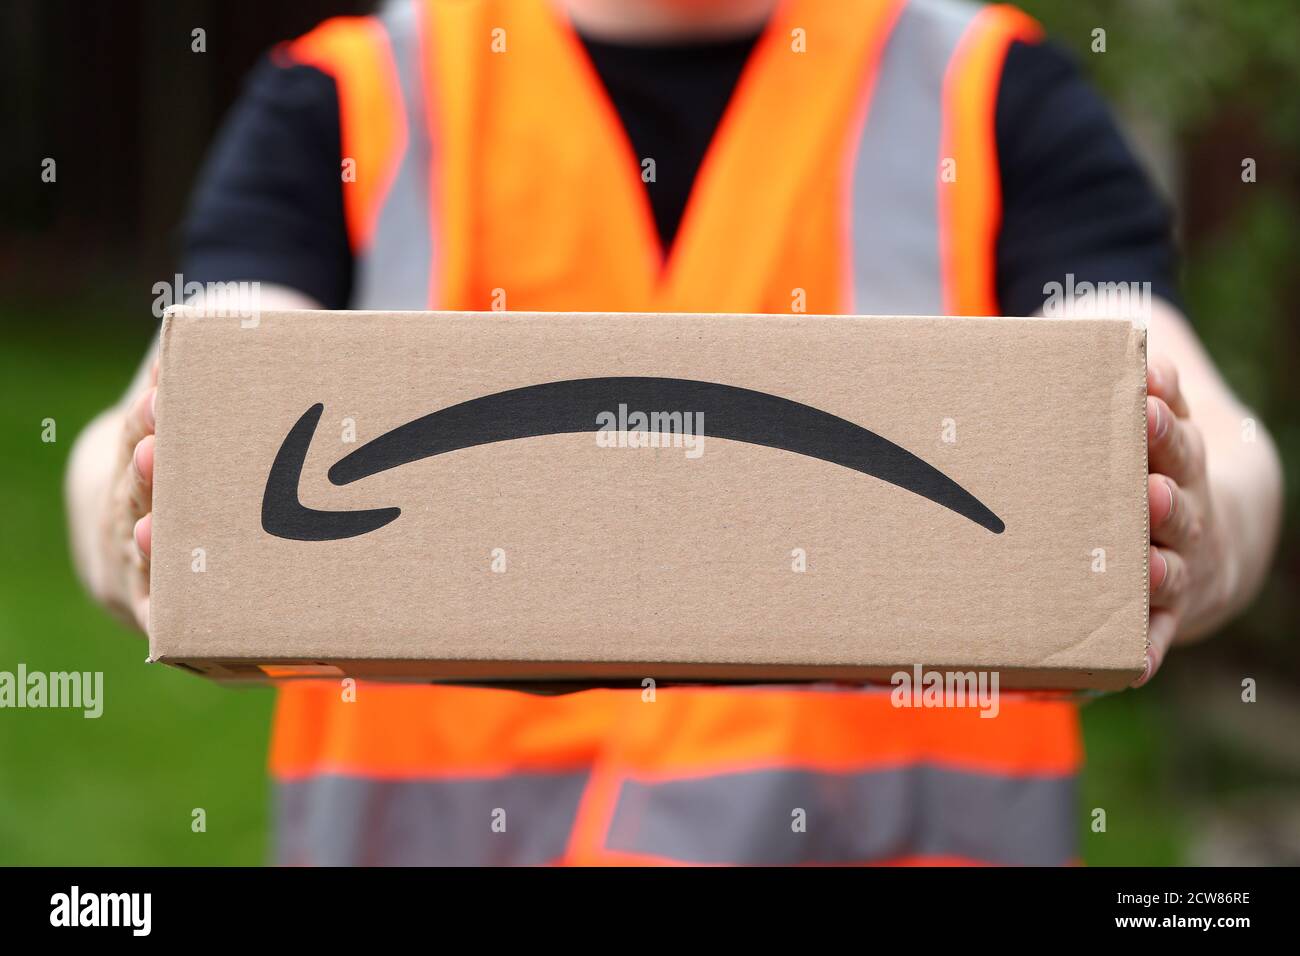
181;32;1181;315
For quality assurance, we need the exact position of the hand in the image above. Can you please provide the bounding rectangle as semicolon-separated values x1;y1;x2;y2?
105;361;158;632
1135;356;1235;686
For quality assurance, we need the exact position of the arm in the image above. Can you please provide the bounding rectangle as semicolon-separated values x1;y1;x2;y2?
65;285;322;632
1140;297;1283;682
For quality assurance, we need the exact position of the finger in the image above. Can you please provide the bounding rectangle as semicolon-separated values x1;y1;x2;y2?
1149;545;1185;609
132;433;155;487
127;434;155;516
1148;357;1189;418
1149;474;1198;549
126;516;152;635
1147;396;1203;484
1132;608;1178;688
123;386;157;449
134;512;152;563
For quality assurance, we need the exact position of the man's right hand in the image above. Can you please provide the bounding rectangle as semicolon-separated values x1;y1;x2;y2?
107;360;158;632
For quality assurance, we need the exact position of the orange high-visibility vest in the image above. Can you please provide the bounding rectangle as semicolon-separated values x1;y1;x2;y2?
271;0;1081;866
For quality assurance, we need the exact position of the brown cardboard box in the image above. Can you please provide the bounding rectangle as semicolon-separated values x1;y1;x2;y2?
150;308;1148;690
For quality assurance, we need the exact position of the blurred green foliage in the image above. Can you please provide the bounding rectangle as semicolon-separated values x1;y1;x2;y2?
1020;0;1300;148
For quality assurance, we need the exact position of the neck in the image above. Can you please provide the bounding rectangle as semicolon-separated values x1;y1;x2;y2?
556;0;779;41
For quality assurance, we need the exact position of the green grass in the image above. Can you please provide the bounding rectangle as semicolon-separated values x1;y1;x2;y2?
0;302;1190;865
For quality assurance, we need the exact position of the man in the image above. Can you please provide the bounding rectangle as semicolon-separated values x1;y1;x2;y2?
67;0;1282;865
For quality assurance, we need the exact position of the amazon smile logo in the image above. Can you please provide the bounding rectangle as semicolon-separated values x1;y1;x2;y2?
260;377;1005;541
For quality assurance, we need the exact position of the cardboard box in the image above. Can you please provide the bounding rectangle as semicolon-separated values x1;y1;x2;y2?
150;308;1148;690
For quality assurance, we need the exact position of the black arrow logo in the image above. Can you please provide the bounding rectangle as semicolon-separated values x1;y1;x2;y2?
261;377;1004;541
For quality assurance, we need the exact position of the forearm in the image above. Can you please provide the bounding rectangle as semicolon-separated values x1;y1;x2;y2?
1197;411;1283;639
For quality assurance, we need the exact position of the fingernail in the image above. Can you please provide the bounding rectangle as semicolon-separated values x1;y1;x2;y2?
1163;478;1176;520
149;389;157;427
1149;366;1164;393
1132;655;1152;688
1152;548;1167;587
133;515;148;559
1153;400;1167;440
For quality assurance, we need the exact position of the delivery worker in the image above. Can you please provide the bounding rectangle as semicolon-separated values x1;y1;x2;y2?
66;0;1282;865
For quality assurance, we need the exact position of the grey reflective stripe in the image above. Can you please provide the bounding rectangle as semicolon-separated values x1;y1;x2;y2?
606;765;1077;865
354;0;436;310
849;0;979;314
275;772;589;866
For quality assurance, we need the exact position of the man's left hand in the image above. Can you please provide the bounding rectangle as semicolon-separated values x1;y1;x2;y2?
1138;355;1236;686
